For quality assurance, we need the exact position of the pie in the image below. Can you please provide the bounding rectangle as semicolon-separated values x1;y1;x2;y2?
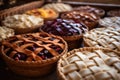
26;8;59;20
1;32;67;61
83;27;120;52
40;19;88;50
74;6;105;17
0;32;67;76
2;14;44;34
42;3;73;13
41;19;88;36
61;11;99;30
99;17;120;28
58;47;120;80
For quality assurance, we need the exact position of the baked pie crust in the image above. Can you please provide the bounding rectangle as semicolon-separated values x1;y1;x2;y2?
0;32;68;76
83;27;120;53
61;11;99;30
40;19;88;50
57;47;120;80
26;8;59;20
74;6;105;17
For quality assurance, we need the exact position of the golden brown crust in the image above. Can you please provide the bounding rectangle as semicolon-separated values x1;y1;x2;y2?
0;32;68;77
26;8;59;20
1;32;67;61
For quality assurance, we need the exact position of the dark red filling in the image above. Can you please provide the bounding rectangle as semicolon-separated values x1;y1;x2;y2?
4;41;63;61
13;53;27;61
50;45;63;54
41;19;88;36
37;49;53;60
2;33;65;61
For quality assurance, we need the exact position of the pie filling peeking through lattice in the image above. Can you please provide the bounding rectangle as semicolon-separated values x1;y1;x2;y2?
1;33;66;61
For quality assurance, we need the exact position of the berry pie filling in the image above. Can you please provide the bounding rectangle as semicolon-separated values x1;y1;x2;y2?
61;11;99;23
1;33;66;61
73;6;105;17
41;19;88;36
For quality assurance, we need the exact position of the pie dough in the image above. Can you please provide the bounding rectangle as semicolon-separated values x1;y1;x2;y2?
57;47;120;80
83;27;120;52
99;17;120;28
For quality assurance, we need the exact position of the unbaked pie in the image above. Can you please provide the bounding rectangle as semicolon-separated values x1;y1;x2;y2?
58;47;120;80
0;26;14;41
99;17;120;28
83;27;120;52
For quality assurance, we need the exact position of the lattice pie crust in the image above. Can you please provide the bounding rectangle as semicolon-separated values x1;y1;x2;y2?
58;47;120;80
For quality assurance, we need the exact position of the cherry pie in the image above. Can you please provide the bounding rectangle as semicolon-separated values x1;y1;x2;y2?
61;11;99;30
40;19;88;50
83;27;120;53
58;47;120;80
41;19;88;36
74;6;105;17
0;32;67;76
1;32;67;61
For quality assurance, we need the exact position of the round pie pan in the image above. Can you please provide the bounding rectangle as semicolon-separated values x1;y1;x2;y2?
0;32;68;77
